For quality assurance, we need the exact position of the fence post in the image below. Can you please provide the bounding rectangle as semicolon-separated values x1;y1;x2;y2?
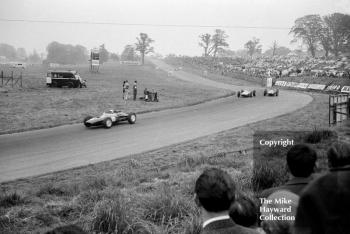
1;71;3;87
20;72;22;87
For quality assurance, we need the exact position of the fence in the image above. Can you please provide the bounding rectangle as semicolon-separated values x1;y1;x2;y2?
0;70;23;88
329;94;350;126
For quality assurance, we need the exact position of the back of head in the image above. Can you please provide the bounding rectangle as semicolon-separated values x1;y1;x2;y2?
287;144;317;177
229;194;259;227
261;190;299;234
195;168;235;212
45;224;87;234
327;141;350;168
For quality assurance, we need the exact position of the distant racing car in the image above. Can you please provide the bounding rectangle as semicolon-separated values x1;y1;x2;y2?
264;88;279;97
237;89;256;98
84;110;136;128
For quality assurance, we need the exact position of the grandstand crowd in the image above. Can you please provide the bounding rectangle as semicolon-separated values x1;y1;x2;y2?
167;54;350;80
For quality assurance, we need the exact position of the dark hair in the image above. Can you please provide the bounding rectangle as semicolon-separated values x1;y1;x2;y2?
45;225;87;234
287;144;317;177
195;168;235;212
229;194;259;227
327;142;350;168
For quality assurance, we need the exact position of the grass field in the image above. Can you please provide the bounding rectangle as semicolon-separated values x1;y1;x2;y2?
0;61;233;134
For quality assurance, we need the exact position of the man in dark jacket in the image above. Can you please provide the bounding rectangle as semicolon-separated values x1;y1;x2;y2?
260;144;317;198
195;168;259;234
294;141;350;234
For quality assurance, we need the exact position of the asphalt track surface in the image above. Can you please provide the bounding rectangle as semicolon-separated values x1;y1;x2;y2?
0;60;312;182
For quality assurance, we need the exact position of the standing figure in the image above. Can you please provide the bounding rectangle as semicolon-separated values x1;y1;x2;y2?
124;80;129;100
133;81;137;101
122;81;126;100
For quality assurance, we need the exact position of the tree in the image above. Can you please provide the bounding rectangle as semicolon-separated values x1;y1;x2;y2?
16;48;27;61
264;46;291;57
324;13;350;57
46;41;88;64
121;45;137;61
271;41;278;57
209;29;229;57
135;33;154;65
110;53;120;61
99;44;109;64
199;33;212;57
244;37;262;57
290;14;324;58
28;50;41;63
0;43;17;60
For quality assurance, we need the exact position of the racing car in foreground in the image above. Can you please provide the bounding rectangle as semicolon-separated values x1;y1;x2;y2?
264;88;279;97
237;89;256;98
84;110;136;128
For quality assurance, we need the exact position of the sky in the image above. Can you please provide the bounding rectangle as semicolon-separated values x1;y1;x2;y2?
0;0;349;56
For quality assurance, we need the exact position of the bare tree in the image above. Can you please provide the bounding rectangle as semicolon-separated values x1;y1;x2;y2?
198;33;211;57
135;33;154;65
209;29;229;57
271;41;278;57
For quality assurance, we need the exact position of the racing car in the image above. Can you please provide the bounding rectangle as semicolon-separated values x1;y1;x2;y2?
264;88;279;97
237;89;256;98
84;110;136;128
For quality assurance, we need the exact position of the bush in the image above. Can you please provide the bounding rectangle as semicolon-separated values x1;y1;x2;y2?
0;192;24;208
91;197;131;234
305;128;334;144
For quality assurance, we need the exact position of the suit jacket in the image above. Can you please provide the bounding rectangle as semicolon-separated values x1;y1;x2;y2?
294;166;350;234
260;176;312;198
202;218;259;234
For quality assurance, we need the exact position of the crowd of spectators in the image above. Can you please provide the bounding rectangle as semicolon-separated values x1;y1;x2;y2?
194;141;350;234
170;55;350;80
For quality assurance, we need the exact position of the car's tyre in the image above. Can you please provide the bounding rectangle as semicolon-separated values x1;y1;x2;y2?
237;91;241;98
128;113;137;124
104;118;113;128
264;89;267;96
83;116;93;127
67;82;74;88
276;89;279;96
253;90;256;97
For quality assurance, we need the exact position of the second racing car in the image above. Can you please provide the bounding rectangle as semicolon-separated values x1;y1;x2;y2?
264;88;279;97
237;89;256;98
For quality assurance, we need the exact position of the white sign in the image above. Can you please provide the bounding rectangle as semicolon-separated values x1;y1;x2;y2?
341;86;350;93
326;85;341;91
266;78;273;88
275;81;287;86
307;84;326;90
296;83;309;89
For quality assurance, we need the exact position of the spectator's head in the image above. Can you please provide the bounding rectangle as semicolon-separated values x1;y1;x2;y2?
229;194;259;227
327;141;350;169
195;168;236;213
45;225;87;234
287;144;317;177
261;190;299;234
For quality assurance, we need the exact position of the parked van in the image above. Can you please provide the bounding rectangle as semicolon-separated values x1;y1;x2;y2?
46;70;86;88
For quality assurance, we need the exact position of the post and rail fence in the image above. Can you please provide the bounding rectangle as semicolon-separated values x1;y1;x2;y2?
329;94;350;126
0;70;23;88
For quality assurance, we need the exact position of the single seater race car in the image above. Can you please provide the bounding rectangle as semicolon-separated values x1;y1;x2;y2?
237;89;256;98
264;88;279;97
84;110;136;128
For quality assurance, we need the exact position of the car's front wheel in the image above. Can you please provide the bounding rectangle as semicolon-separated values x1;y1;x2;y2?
104;118;113;128
128;113;137;124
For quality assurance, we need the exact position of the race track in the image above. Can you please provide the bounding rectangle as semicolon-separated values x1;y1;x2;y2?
0;60;312;182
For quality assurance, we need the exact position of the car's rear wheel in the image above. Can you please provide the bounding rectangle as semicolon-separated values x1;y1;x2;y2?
237;91;241;98
104;118;113;128
67;82;74;88
276;90;279;96
264;89;267;96
128;113;136;124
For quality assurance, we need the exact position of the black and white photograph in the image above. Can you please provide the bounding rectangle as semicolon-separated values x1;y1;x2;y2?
0;0;349;233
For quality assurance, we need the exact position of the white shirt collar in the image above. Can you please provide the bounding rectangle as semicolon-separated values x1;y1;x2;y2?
202;215;230;228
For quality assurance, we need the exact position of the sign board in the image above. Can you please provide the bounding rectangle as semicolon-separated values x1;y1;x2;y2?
120;61;141;65
326;85;342;92
308;84;326;90
275;81;287;86
341;86;350;93
296;83;309;89
266;77;273;88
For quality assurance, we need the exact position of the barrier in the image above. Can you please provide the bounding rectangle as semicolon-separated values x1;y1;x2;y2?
329;94;350;126
341;86;350;93
326;84;342;92
296;83;309;89
307;84;326;90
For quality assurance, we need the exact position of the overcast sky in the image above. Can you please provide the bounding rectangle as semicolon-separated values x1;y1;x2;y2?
0;0;349;56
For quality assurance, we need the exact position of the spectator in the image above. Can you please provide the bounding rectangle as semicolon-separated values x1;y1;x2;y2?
229;194;264;233
122;80;125;100
294;141;350;234
260;190;299;234
260;144;317;197
45;224;87;234
144;88;149;101
133;80;137;101
195;168;259;234
124;80;129;100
